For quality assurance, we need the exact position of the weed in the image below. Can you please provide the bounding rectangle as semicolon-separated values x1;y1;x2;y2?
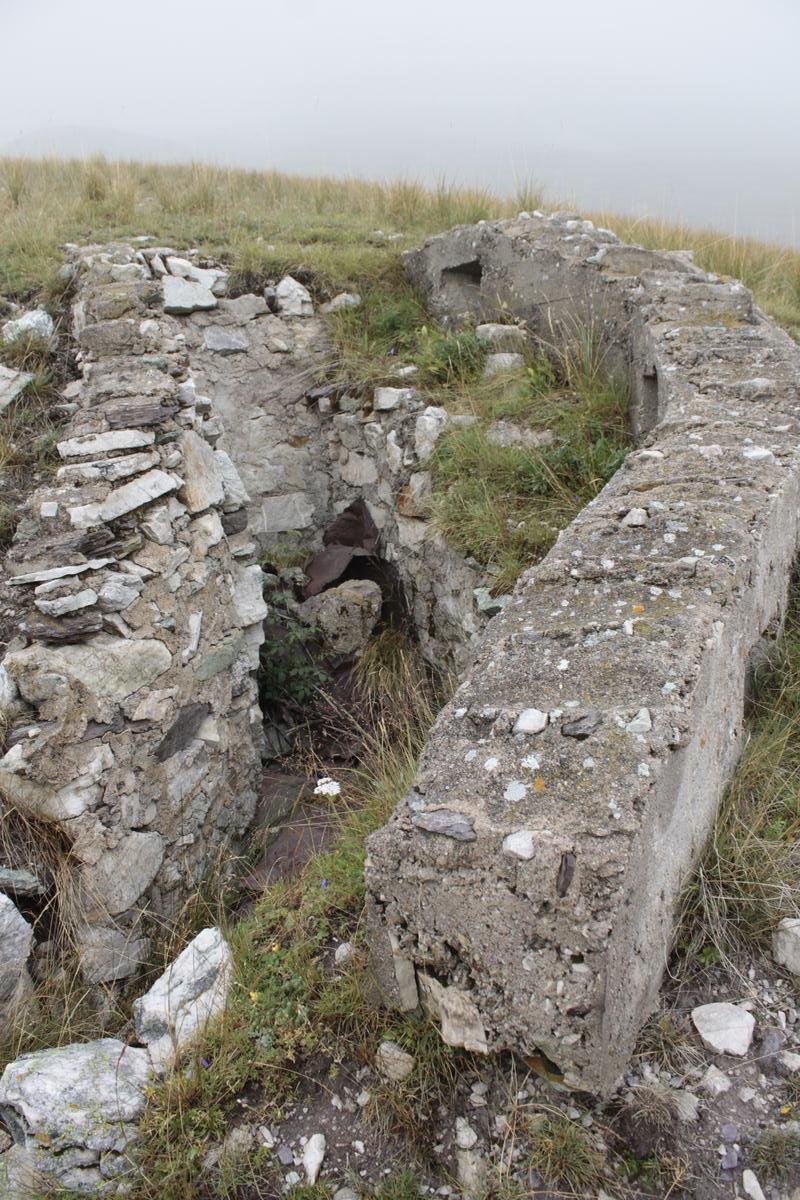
412;325;485;385
751;1127;800;1184
524;1111;606;1192
372;1168;426;1200
634;1012;702;1075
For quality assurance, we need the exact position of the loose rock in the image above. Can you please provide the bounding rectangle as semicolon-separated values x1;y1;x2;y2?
691;1002;755;1056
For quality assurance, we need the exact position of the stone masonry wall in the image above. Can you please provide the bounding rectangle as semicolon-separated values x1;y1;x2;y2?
365;212;800;1095
181;286;484;672
0;243;265;987
0;239;491;997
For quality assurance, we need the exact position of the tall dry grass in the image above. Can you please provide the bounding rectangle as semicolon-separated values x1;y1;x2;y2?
0;157;798;336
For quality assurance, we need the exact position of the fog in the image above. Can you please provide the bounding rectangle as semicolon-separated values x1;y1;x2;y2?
2;0;799;245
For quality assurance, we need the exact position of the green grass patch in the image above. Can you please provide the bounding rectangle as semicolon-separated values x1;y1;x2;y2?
430;365;629;591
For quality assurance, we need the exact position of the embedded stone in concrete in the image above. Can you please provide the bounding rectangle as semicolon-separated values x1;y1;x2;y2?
178;430;225;512
415;405;448;462
374;386;413;411
203;325;249;354
83;832;164;917
274;275;313;316
68;468;178;528
259;491;315;533
57;428;155;458
133;927;233;1072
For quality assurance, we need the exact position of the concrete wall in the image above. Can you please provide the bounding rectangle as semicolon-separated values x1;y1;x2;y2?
365;211;800;1094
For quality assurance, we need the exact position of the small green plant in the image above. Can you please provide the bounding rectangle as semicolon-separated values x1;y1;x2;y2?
258;602;328;716
412;325;485;384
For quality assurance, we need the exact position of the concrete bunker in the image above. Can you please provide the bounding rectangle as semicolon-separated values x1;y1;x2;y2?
1;214;798;1102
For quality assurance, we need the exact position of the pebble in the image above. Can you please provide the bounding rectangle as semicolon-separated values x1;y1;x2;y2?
334;941;355;967
701;1064;731;1095
376;1040;415;1082
276;1145;294;1166
625;707;652;734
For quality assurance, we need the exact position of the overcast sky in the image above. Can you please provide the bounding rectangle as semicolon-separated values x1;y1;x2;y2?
2;0;799;245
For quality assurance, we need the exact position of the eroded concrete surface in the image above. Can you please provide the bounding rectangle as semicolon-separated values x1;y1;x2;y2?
365;212;800;1094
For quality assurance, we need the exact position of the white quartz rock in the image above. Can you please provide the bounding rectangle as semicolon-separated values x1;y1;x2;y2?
691;1002;755;1056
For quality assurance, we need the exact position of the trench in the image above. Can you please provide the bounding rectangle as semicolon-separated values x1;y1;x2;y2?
206;290;633;903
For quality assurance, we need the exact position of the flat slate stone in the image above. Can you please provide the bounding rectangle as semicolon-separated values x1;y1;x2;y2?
162;276;217;314
0;364;33;414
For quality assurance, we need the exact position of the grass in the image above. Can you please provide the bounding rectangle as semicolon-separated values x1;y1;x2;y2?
430;342;630;591
124;634;454;1198
676;579;800;972
751;1127;800;1184
0;329;70;553
0;157;798;339
523;1110;606;1193
326;279;631;592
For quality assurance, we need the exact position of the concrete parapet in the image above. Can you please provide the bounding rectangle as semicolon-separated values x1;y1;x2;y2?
365;212;800;1093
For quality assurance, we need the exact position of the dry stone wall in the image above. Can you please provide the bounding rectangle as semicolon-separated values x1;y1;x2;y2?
0;239;490;1007
0;243;265;991
365;211;800;1095
180;281;483;670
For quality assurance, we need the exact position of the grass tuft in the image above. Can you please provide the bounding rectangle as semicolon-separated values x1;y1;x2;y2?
524;1110;606;1192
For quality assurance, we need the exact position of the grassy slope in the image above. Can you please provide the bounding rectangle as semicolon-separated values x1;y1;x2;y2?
0;157;799;339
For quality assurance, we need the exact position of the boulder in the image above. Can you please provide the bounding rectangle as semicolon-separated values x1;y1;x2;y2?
133;927;233;1072
0;1038;152;1195
298;579;382;657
